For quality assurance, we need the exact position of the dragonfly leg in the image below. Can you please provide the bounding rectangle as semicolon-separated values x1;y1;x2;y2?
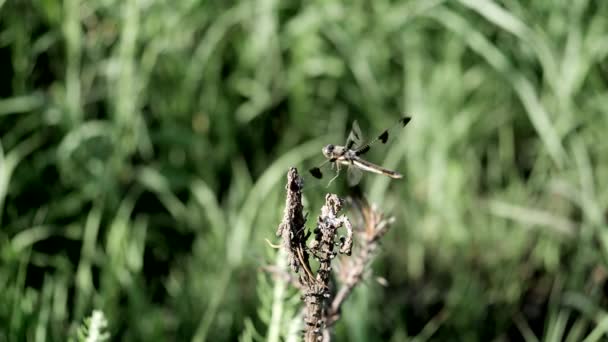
326;163;341;187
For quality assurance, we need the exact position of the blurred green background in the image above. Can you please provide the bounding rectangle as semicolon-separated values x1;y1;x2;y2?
1;0;608;341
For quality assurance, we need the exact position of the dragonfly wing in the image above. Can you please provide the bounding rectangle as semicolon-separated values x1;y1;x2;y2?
347;163;363;186
345;120;364;150
355;116;411;156
309;159;331;179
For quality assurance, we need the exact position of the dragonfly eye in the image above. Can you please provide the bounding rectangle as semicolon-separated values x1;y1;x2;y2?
322;144;335;157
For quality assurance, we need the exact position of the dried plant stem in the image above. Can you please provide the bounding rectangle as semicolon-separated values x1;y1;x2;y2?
272;168;395;341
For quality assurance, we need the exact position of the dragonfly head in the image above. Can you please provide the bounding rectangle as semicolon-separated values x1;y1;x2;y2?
322;144;335;158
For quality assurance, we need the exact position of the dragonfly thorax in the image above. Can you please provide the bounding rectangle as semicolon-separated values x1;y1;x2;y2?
322;144;346;159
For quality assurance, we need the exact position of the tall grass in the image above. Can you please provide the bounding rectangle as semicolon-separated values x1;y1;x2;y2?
1;0;607;340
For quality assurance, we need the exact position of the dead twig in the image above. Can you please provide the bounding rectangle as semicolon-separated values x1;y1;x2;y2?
275;167;314;285
269;168;396;341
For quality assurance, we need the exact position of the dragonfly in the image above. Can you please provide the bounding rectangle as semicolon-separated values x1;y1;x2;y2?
309;116;412;186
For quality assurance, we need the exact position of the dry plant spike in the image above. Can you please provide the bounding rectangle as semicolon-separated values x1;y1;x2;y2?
276;167;313;283
303;194;352;342
270;168;395;341
326;196;396;327
339;218;353;256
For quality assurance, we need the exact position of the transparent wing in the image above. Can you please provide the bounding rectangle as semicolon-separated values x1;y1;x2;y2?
309;160;343;187
346;163;363;186
308;159;332;180
345;120;364;150
355;116;411;156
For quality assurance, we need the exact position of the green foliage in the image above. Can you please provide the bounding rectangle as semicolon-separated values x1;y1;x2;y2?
75;310;110;342
240;248;301;342
1;0;608;340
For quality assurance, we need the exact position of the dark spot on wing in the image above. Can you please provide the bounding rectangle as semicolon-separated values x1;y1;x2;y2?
379;130;389;143
346;140;355;149
309;167;323;179
400;116;411;127
356;146;370;155
353;130;360;139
